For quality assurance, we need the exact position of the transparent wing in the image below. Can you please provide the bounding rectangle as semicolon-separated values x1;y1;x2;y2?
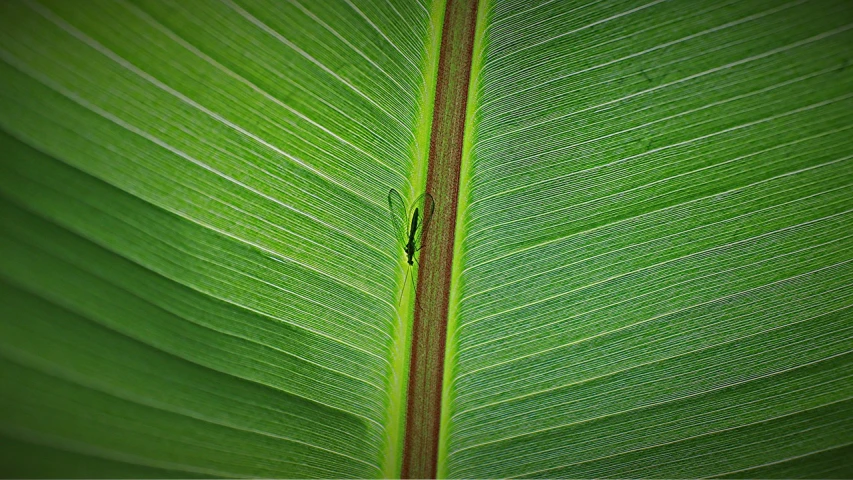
411;192;435;252
387;188;408;245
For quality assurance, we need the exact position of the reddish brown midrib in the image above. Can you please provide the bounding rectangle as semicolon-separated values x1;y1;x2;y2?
401;0;479;478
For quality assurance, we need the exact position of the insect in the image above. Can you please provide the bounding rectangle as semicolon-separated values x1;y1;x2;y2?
388;188;435;308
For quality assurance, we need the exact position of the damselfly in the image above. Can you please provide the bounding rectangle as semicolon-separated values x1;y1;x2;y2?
388;188;435;308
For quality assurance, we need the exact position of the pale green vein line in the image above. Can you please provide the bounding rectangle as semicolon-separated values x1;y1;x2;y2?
0;49;392;302
485;0;671;66
452;300;853;422
0;268;386;427
118;0;410;194
0;165;389;367
472;62;841;180
471;93;853;207
475;22;853;145
710;441;853;478
24;0;387;208
449;351;853;460
0;252;387;422
464;166;851;297
462;156;851;274
0;185;391;367
479;0;808;112
615;417;848;477
220;0;413;133
288;0;418;100
340;0;420;70
0;346;382;470
453;234;853;381
508;395;853;478
0;426;242;478
485;0;567;31
458;210;853;333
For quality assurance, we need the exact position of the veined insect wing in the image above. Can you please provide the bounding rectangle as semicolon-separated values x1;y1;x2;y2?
387;188;408;245
387;189;435;312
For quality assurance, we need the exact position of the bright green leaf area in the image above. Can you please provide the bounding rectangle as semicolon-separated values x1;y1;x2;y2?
0;0;439;477
1;0;852;478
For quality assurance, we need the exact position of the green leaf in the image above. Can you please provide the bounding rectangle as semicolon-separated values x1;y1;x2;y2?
441;0;853;477
0;0;440;477
2;0;852;478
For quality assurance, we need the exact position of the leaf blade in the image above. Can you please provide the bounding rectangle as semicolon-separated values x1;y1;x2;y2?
444;0;853;476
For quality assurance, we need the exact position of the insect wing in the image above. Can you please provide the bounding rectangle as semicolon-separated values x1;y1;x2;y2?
387;188;408;245
410;192;435;251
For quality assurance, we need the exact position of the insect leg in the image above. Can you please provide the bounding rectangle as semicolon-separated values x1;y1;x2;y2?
397;267;410;308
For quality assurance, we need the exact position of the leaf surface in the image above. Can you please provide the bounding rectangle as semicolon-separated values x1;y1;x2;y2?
1;0;853;478
0;0;439;477
441;0;853;477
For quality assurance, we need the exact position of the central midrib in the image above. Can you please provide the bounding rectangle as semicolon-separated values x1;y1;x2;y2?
400;0;481;478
